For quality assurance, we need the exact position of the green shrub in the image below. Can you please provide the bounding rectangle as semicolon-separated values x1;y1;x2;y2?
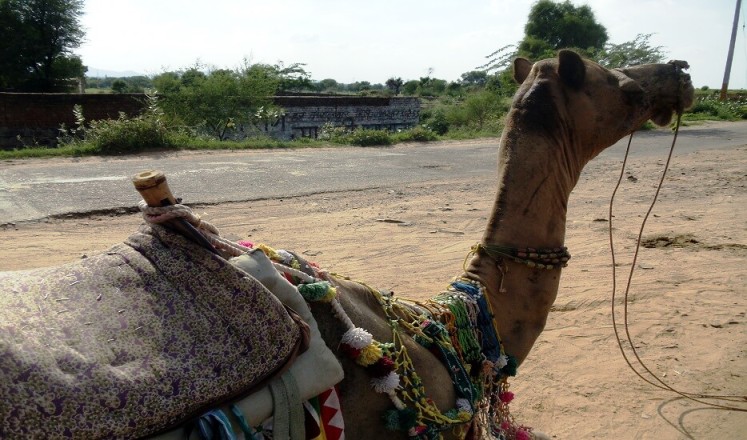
59;92;177;154
422;108;450;135
319;124;394;146
85;114;175;154
685;94;747;121
345;128;392;146
393;126;439;142
318;122;350;142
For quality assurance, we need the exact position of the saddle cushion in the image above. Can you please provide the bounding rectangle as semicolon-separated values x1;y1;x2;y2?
0;224;307;439
227;250;344;425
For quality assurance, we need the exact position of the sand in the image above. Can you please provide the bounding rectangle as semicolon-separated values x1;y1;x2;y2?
1;142;745;439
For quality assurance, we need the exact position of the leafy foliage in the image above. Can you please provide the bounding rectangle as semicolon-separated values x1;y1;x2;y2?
596;34;666;68
392;126;439;142
420;108;451;135
58;92;177;154
111;79;128;93
153;61;279;140
272;61;313;93
386;77;404;95
319;124;392;146
519;0;608;60
0;0;86;91
459;71;489;88
685;93;747;121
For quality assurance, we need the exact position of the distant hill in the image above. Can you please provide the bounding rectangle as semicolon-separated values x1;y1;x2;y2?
86;68;146;78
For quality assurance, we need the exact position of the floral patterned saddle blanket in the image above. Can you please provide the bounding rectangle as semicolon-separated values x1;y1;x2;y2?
0;224;308;439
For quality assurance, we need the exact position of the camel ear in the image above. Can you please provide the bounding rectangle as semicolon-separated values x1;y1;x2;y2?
513;58;532;84
557;49;585;89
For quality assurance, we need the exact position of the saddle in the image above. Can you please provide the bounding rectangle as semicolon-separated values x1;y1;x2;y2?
0;224;309;439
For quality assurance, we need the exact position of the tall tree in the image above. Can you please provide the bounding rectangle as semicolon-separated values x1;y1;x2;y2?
459;70;488;88
385;77;403;94
0;0;86;92
519;0;608;60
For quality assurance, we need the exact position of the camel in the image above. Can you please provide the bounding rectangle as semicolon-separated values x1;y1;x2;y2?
298;50;694;440
0;50;693;440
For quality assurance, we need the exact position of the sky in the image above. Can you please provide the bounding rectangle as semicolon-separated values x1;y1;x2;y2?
78;0;747;89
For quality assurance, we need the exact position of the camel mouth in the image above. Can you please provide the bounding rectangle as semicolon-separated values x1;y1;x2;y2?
680;73;695;110
648;65;694;126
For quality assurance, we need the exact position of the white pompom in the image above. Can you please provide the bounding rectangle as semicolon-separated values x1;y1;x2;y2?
494;354;508;369
341;327;373;350
371;371;400;393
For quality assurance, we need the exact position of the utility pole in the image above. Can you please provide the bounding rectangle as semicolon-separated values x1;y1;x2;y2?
720;0;743;100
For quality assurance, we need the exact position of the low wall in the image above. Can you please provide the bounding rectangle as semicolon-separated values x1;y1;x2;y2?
0;93;420;149
264;96;420;140
0;93;145;149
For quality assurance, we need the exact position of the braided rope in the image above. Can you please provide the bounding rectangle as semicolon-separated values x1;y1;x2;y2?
137;201;250;257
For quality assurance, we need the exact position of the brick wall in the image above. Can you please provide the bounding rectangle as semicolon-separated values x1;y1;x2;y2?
0;93;420;149
0;93;145;149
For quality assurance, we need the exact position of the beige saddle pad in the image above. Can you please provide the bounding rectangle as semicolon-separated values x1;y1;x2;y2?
0;224;308;439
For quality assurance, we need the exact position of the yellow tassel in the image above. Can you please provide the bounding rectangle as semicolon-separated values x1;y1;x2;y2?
356;343;383;366
256;243;282;261
321;286;337;302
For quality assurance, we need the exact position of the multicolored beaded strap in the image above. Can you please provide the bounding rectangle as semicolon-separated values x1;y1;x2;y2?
246;241;533;439
428;279;531;440
244;242;477;438
475;243;571;270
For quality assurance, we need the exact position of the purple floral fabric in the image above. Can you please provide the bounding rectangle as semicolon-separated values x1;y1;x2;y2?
0;224;304;439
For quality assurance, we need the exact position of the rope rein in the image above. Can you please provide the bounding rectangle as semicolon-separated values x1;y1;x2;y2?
608;115;747;412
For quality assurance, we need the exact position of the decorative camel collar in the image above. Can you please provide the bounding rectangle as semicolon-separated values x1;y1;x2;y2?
474;242;571;270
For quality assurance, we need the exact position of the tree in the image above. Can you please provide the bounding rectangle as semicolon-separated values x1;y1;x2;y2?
462;90;506;129
597;33;666;68
402;80;419;95
154;63;279;140
0;0;86;91
519;0;607;60
385;77;403;95
111;79;128;93
273;62;313;93
346;81;372;92
315;78;339;93
459;70;488;88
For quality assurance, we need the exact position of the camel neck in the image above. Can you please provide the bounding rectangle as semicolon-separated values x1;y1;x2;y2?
465;125;582;364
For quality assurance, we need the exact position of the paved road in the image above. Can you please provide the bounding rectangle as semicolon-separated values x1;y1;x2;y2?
1;121;745;224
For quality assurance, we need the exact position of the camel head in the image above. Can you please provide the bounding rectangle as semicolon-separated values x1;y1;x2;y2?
475;51;694;366
510;49;694;163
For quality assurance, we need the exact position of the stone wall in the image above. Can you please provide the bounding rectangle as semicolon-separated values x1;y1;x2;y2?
0;93;145;149
0;93;420;149
263;96;420;140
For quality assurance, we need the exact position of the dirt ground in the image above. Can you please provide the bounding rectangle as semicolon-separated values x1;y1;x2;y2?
1;142;745;439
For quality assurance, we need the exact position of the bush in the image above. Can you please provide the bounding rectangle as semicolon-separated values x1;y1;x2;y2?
422;108;450;135
345;128;392;146
318;122;349;142
319;124;394;146
59;92;177;154
685;94;747;121
393;126;439;142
